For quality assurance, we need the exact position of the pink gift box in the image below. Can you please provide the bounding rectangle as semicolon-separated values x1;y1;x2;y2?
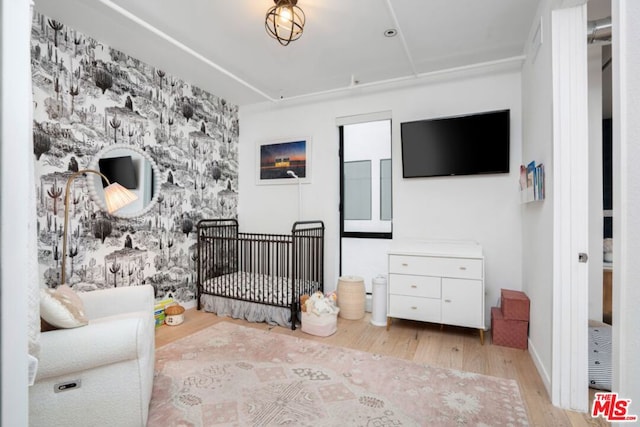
500;289;530;321
491;307;528;349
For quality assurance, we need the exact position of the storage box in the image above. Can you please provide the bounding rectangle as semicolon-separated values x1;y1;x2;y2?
301;310;338;337
491;307;528;349
154;310;166;328
154;297;174;312
153;297;174;328
500;289;530;321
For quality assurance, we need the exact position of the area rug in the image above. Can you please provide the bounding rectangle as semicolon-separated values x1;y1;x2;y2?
148;322;529;426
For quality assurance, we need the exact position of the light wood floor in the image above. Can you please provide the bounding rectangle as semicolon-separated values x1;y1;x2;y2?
156;309;608;427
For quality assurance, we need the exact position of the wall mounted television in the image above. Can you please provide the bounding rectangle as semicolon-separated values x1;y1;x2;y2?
400;109;510;178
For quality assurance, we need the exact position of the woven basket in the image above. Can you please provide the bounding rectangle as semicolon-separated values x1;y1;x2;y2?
301;310;339;337
337;276;365;320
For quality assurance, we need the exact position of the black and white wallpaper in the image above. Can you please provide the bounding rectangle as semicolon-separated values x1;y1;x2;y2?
32;13;239;302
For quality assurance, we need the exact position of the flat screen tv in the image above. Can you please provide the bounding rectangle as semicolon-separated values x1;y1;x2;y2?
400;109;510;178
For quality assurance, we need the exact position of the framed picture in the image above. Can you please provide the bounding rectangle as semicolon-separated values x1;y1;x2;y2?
256;137;311;184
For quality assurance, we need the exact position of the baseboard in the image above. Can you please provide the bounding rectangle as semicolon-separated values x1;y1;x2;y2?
528;337;552;400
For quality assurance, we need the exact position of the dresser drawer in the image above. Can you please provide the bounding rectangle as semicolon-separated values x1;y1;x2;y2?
388;295;441;323
389;254;482;279
389;274;440;298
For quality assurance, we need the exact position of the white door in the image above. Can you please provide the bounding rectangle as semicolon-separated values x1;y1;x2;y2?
551;4;590;412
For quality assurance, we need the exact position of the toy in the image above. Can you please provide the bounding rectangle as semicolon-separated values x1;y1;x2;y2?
304;291;338;316
300;294;310;312
164;304;185;326
325;291;337;303
301;291;340;337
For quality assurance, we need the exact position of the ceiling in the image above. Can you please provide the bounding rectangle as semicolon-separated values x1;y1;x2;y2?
34;0;543;107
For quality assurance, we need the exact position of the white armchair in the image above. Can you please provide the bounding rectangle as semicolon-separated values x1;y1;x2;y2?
29;285;155;427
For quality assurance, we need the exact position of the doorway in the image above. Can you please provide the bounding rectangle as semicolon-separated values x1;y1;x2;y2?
338;117;392;302
586;0;614;407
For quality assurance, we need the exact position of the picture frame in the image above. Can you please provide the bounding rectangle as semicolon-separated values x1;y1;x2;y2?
256;137;312;184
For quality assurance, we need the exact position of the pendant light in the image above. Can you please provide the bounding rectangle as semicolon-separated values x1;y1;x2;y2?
265;0;305;46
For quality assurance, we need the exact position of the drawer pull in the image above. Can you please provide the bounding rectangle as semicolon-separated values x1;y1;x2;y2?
402;263;409;267
411;306;418;310
459;266;467;271
444;299;452;303
410;284;417;289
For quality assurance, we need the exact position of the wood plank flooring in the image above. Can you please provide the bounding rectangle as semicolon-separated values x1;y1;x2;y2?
155;308;608;427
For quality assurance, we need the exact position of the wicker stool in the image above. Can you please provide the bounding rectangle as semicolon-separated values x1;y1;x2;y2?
337;276;365;320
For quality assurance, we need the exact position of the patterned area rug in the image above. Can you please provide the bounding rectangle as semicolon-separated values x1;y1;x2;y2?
148;322;529;426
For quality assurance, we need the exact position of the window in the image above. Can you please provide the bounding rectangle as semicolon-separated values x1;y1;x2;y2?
344;160;372;220
380;159;392;221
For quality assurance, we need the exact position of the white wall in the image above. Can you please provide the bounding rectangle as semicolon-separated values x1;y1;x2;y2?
239;67;523;328
520;0;555;394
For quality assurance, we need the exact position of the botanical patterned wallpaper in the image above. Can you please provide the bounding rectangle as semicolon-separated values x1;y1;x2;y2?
31;12;239;302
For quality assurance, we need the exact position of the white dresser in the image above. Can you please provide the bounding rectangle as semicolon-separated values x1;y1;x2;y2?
387;240;486;344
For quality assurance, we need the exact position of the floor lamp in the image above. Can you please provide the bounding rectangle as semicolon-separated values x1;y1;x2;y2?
60;169;138;286
287;170;301;221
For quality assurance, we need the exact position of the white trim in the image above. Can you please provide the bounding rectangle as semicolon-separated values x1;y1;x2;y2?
610;0;624;394
611;0;635;400
551;4;589;412
529;337;552;395
277;56;525;105
336;111;392;127
1;0;33;425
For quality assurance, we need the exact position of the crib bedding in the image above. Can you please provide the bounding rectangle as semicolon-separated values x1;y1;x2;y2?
200;294;293;328
202;272;318;306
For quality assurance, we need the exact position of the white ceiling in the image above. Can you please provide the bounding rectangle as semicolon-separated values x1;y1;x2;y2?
34;0;542;106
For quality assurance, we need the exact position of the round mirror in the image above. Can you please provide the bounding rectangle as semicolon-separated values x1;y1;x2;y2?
87;144;161;218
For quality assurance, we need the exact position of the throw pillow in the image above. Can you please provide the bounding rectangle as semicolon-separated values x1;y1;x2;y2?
40;285;88;329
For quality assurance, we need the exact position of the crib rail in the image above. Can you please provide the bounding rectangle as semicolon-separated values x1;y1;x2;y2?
292;221;324;299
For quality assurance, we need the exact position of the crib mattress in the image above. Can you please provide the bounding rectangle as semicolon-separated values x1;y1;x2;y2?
202;272;318;306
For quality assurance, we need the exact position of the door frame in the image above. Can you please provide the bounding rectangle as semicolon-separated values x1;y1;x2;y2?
336;112;393;276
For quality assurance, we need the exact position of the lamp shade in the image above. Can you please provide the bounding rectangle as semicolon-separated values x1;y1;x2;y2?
103;182;138;214
265;0;305;46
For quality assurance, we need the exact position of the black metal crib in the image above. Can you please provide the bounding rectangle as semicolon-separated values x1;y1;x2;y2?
196;219;324;329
